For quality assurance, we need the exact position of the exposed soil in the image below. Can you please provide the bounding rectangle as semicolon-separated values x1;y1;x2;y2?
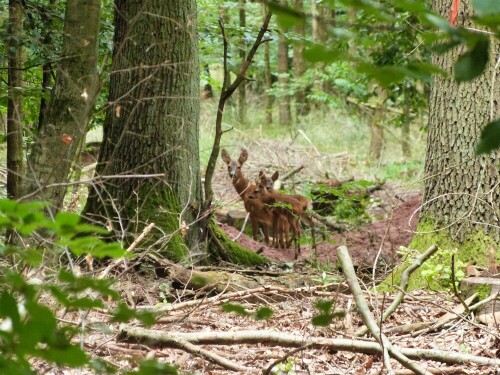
217;184;422;269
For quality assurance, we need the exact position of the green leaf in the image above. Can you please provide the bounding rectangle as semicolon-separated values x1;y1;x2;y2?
220;303;250;316
264;1;304;30
311;315;332;327
315;299;333;314
126;360;178;375
304;44;345;64
0;292;21;332
58;236;125;258
111;303;155;325
454;38;489;82
255;307;273;320
476;119;500;154
37;345;88;367
472;0;500;17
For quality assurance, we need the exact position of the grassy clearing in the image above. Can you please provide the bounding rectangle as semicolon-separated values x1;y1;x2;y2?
200;98;427;189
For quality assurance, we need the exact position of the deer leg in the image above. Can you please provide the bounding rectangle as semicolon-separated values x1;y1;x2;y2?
250;214;259;241
262;222;270;245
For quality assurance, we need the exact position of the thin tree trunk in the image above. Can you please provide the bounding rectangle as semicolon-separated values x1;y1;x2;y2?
293;0;306;119
422;0;500;242
238;0;247;124
7;0;25;199
37;0;57;133
369;108;384;163
22;0;101;211
401;101;411;159
84;0;202;256
264;4;273;124
278;0;291;126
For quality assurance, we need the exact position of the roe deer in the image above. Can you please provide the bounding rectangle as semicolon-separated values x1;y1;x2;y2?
220;148;272;245
258;171;303;259
264;171;316;251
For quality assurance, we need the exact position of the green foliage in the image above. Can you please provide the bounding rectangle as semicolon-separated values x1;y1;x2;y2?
309;180;375;225
275;357;296;374
311;299;345;327
0;199;170;374
399;246;466;292
221;303;273;320
476;119;500;155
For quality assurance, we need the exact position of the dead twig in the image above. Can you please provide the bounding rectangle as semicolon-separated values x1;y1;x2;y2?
338;246;431;375
356;244;439;336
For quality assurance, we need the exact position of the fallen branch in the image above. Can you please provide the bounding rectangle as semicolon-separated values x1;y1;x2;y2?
311;212;347;232
356;245;439;336
338;246;431;375
118;326;500;368
281;165;304;181
137;283;346;315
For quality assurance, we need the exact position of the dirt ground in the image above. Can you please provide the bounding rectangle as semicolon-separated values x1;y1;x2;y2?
216;168;422;270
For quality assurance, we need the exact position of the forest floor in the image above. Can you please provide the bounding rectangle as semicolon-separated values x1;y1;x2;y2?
35;143;500;374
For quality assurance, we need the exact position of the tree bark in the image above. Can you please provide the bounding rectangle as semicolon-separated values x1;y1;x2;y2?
278;1;292;127
22;0;101;211
292;0;306;119
422;0;500;242
7;0;25;199
83;0;202;257
238;0;247;124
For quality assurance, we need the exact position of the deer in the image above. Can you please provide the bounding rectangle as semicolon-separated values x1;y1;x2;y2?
220;148;272;245
264;171;316;251
257;171;305;259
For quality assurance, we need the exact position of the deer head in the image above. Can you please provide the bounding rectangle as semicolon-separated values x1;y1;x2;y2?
221;148;248;181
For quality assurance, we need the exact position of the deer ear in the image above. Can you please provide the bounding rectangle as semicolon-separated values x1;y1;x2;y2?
259;171;266;185
221;148;230;164
239;148;248;164
272;171;279;181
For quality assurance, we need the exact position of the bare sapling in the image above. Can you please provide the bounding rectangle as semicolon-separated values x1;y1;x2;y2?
221;148;272;245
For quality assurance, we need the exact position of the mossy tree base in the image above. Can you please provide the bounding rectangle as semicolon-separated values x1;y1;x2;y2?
208;220;268;266
382;219;500;291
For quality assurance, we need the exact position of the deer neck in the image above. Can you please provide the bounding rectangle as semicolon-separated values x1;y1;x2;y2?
233;174;253;200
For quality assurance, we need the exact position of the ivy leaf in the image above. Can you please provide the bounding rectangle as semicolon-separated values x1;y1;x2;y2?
476;119;500;154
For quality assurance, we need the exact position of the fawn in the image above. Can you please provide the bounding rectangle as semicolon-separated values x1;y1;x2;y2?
220;148;272;245
257;171;304;259
264;171;316;251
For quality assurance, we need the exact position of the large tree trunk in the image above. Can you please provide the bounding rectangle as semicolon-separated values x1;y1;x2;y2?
278;1;292;127
292;0;306;119
6;0;25;199
83;0;202;259
22;0;101;210
419;0;500;257
238;0;247;124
